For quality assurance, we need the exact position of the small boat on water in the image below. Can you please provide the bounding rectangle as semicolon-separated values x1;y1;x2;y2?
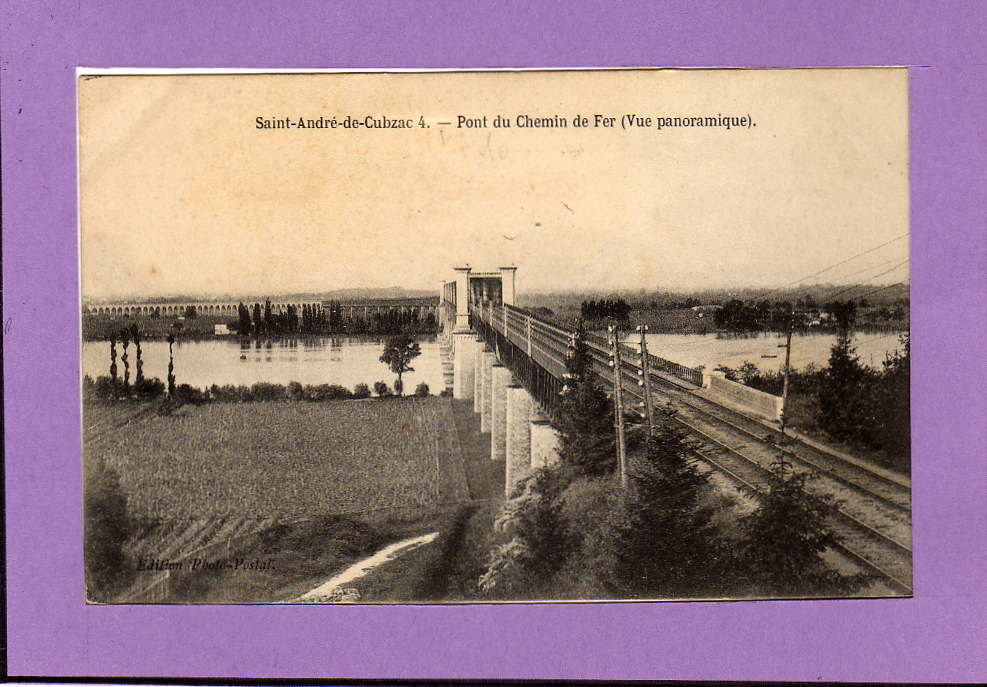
760;354;778;359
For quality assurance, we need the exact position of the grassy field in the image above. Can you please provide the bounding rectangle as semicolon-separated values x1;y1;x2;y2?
84;397;473;601
86;398;451;519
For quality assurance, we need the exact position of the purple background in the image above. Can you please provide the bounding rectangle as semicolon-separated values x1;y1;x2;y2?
3;1;986;681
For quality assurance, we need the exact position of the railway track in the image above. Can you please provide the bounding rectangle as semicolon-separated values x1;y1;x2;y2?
477;306;914;594
682;432;913;594
632;376;913;594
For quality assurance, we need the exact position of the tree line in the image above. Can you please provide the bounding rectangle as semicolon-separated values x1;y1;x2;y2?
579;298;632;321
233;300;437;337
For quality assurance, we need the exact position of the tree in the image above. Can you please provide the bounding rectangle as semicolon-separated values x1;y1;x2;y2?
738;459;869;597
166;333;176;396
872;333;910;464
554;323;615;479
607;428;726;598
379;334;421;394
237;302;251;336
119;328;131;396
817;300;869;442
108;332;118;383
130;324;143;387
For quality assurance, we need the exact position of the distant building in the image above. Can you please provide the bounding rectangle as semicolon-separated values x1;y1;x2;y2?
690;304;722;313
214;324;231;336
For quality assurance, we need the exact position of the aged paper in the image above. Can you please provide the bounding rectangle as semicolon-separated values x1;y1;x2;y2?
80;69;910;604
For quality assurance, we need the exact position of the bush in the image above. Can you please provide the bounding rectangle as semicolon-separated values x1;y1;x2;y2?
302;384;352;401
737;459;870;597
134;377;165;400
414;382;430;397
84;462;133;600
373;381;391;398
83;375;97;399
250;382;287;401
479;467;572;596
209;384;254;402
287;381;304;401
92;375;125;400
352;383;371;399
175;383;207;405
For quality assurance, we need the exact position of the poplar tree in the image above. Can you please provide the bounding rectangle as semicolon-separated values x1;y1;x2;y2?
119;328;131;396
130;324;143;387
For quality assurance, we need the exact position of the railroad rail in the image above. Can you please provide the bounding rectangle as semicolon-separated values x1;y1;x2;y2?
473;301;913;594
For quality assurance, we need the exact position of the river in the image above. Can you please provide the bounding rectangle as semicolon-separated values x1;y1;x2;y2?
82;336;446;392
82;331;906;391
630;331;906;372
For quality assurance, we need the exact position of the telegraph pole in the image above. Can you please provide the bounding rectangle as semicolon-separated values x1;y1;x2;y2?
780;310;794;436
636;324;656;435
609;323;628;489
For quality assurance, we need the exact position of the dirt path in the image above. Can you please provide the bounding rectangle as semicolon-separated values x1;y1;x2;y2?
291;532;439;603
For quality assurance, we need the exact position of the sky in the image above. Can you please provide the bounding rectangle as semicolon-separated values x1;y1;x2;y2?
79;69;909;300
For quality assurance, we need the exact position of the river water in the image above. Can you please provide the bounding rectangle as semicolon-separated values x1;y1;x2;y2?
82;336;446;392
632;331;906;373
82;331;905;390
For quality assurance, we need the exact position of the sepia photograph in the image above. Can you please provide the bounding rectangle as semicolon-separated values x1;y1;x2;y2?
79;68;911;604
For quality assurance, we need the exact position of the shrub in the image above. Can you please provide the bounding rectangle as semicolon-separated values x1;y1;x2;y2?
555;474;621;595
414;382;430;397
93;375;125;400
480;467;572;596
175;383;207;405
373;381;391;398
84;462;133;600
302;384;352;401
737;459;870;597
134;377;165;400
287;381;304;401
250;382;286;401
209;384;254;402
352;383;371;399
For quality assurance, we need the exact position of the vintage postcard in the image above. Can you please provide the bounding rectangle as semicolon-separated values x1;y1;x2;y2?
79;68;910;604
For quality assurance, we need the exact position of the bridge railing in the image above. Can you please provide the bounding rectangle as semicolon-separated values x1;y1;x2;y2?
472;301;704;391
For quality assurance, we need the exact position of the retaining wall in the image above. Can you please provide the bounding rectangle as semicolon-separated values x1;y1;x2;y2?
702;371;783;423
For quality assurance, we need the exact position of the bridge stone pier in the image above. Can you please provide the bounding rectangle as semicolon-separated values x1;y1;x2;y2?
439;266;561;498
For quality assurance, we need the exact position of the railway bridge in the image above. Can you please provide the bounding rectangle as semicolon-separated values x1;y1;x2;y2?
437;266;912;593
437;265;717;493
